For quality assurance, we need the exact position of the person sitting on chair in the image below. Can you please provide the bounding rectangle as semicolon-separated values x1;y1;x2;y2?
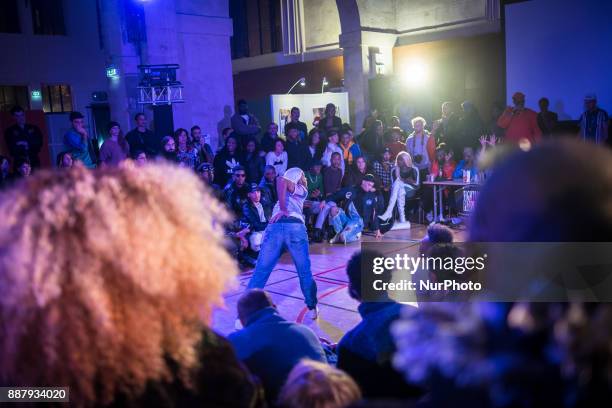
377;151;418;229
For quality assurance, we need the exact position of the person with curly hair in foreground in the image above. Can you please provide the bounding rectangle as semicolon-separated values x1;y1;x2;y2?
0;163;264;407
277;360;361;408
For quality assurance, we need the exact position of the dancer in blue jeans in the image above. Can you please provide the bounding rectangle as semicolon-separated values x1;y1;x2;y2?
246;167;319;319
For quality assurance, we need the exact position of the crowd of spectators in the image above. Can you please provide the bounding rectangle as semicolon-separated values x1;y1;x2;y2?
0;100;611;406
2;94;610;265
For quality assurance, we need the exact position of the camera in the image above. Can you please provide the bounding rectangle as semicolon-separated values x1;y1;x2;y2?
414;154;423;164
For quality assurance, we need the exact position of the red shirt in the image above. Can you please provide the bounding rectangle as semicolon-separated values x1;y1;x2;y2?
431;160;456;180
385;141;405;161
497;108;542;144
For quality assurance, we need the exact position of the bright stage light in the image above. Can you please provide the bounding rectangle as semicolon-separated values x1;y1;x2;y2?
401;59;428;87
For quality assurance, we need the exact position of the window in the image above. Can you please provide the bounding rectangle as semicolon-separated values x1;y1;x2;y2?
230;0;249;59
42;85;73;113
31;0;66;35
0;0;20;33
230;0;283;59
0;86;29;112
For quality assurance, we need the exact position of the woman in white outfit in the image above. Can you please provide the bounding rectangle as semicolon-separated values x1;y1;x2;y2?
378;151;419;227
265;139;288;176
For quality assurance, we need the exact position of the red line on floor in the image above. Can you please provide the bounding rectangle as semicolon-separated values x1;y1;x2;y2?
295;283;348;324
313;265;347;276
314;277;346;285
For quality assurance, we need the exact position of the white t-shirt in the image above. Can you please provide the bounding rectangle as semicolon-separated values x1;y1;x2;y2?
254;201;266;222
265;151;288;176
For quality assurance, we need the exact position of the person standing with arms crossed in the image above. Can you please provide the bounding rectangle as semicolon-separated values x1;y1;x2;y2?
246;167;319;319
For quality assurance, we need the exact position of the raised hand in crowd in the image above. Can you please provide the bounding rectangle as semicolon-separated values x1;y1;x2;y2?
479;135;488;148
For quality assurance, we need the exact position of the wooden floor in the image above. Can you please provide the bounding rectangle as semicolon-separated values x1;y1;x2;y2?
212;223;467;342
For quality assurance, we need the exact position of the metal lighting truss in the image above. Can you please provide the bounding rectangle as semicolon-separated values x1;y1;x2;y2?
137;84;184;105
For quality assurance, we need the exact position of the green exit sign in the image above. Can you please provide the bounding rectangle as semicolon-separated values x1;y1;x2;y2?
106;67;119;78
31;90;42;99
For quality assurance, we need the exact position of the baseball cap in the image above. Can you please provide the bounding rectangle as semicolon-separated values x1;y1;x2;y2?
584;93;597;101
363;174;376;183
248;183;260;193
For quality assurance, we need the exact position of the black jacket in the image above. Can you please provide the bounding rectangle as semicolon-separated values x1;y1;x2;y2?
284;121;308;140
259;179;278;205
244;152;264;184
241;200;272;232
360;132;385;160
325;186;385;231
318;116;343;138
224;182;249;217
260;132;277;153
285;138;310;171
126;128;161;158
4;123;43;168
231;113;261;141
105;329;264;408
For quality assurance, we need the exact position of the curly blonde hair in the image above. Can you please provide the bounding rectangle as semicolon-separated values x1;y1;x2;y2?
278;360;361;408
0;163;237;406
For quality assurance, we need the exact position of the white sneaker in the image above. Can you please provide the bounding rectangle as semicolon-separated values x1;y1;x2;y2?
391;221;411;230
307;306;319;320
234;318;243;330
377;213;391;222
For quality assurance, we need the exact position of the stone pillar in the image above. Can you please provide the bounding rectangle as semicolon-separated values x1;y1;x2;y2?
99;0;142;131
173;1;235;149
100;0;235;147
340;30;369;130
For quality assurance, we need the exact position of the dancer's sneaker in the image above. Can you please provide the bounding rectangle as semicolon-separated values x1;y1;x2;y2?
377;212;391;222
391;221;411;230
451;217;462;225
307;306;319;320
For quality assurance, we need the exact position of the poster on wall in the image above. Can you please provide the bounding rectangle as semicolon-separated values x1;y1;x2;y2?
278;108;291;134
270;92;350;137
